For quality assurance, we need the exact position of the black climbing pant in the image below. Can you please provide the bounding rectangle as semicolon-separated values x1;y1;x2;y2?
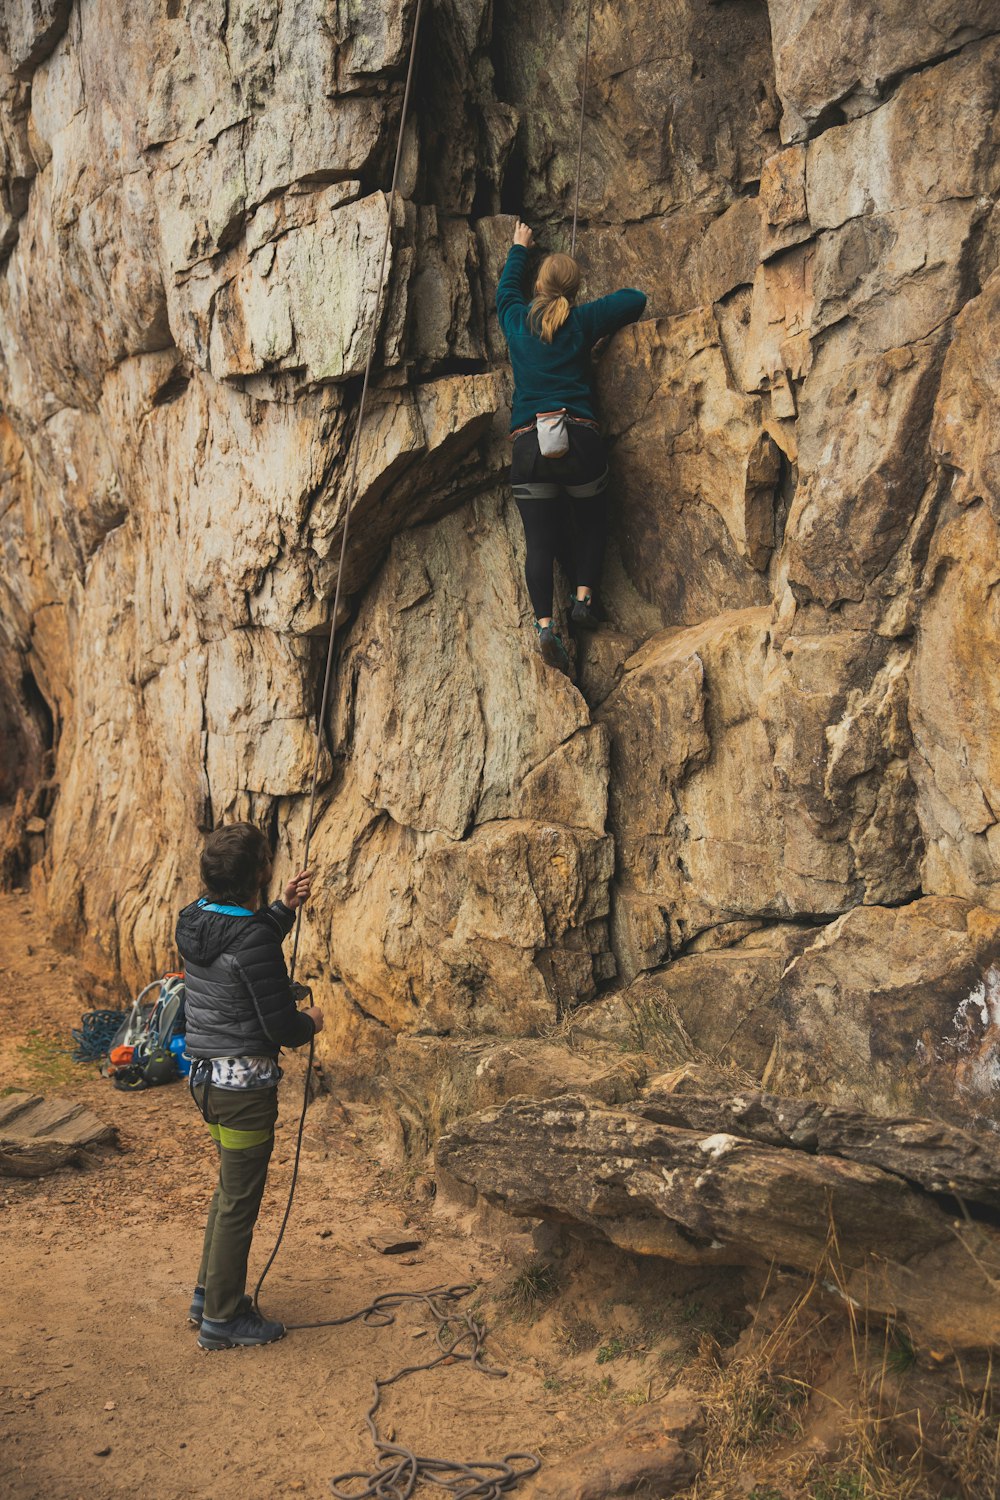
192;1080;278;1322
510;422;609;620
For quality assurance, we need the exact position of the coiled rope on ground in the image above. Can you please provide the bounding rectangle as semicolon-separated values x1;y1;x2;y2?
69;1008;131;1062
252;1042;542;1499
302;1285;541;1500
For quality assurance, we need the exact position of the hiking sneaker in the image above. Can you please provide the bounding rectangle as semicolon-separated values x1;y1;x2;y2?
198;1305;286;1352
536;623;570;675
570;594;603;631
189;1289;251;1328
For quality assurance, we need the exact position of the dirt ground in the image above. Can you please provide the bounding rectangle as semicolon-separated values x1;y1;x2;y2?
6;892;992;1500
0;890;616;1500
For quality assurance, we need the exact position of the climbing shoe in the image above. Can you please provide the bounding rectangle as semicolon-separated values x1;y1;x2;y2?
198;1305;286;1351
189;1289;252;1327
536;622;570;675
570;594;603;631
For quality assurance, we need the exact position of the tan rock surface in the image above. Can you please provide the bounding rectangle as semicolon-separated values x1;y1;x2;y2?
1;2;1000;1151
596;315;779;622
770;897;1000;1125
519;1388;703;1500
0;1;71;77
910;268;1000;905
767;2;999;141
497;0;778;229
579;922;816;1075
377;1033;648;1167
289;490;614;1039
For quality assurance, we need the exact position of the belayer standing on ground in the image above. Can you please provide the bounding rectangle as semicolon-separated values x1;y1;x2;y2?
175;822;324;1351
496;219;647;675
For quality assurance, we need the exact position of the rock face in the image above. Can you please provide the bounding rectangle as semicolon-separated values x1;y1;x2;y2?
1;3;1000;1139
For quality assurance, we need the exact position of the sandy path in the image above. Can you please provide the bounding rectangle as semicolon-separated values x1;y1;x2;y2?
0;892;591;1499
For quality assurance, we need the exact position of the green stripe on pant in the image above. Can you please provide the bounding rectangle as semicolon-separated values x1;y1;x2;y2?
193;1080;279;1323
206;1121;275;1149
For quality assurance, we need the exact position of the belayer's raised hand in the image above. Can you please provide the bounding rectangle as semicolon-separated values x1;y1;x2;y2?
284;868;313;910
513;219;534;249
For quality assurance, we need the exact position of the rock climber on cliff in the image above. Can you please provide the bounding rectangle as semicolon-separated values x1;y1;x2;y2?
175;823;324;1351
496;218;647;675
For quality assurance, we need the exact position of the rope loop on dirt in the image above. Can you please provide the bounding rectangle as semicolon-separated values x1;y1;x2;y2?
252;1059;543;1494
69;1008;130;1061
312;1285;540;1500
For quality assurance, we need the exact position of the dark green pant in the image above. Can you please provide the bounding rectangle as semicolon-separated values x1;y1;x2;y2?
192;1081;278;1323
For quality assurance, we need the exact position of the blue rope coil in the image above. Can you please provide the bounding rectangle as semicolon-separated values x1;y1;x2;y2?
69;1008;130;1062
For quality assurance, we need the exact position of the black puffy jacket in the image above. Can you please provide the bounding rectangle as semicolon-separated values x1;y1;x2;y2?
175;897;315;1059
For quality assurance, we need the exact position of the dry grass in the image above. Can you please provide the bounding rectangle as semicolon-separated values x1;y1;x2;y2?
686;1271;823;1498
615;998;767;1098
822;1239;999;1500
620;992;701;1063
679;1241;999;1500
934;1363;1000;1500
385;1069;472;1166
497;1257;561;1320
559;1314;600;1354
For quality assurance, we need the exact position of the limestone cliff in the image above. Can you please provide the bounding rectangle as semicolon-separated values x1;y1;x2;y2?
1;1;1000;1133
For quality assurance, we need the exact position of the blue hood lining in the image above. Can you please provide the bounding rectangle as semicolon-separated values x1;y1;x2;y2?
198;898;254;917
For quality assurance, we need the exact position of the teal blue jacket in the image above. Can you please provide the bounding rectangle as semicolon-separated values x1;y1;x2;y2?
496;245;647;431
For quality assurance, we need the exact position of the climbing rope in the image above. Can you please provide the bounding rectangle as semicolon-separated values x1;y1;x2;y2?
288;0;427;985
68;1008;130;1062
255;0;426;1326
250;4;543;1494
304;1285;541;1500
570;0;595;257
253;1043;542;1498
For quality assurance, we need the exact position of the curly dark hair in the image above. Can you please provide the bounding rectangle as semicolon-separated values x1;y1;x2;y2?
200;823;272;906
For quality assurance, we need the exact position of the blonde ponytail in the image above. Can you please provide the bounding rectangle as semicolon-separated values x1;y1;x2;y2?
529;253;581;343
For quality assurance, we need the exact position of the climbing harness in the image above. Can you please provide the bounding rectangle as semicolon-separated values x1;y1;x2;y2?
509;413;599;442
570;0;595;257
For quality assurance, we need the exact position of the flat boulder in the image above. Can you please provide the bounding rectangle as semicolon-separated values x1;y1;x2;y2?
0;1092;117;1177
437;1084;1000;1350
